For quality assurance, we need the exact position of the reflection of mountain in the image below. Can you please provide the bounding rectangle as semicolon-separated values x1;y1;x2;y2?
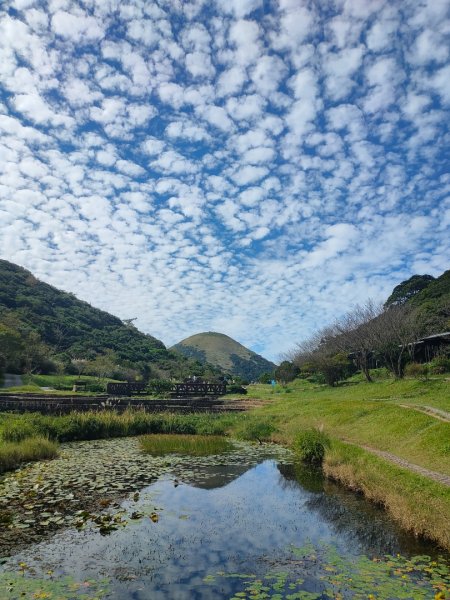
173;464;252;490
277;463;437;557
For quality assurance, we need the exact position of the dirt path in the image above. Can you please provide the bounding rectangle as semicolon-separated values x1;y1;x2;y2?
1;373;22;388
399;403;450;423
345;440;450;487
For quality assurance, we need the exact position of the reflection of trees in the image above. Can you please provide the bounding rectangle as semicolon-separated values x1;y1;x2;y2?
277;463;436;557
278;463;324;494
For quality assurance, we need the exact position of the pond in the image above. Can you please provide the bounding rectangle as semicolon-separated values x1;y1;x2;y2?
0;437;449;599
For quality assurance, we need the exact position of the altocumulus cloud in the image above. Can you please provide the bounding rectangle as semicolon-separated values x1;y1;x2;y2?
0;0;449;361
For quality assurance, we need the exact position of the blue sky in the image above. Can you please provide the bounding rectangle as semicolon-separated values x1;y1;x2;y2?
0;0;449;361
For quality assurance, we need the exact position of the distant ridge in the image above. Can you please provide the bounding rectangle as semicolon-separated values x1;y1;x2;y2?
171;332;276;381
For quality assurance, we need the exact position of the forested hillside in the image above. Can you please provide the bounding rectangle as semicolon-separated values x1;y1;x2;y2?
0;260;217;379
385;270;450;330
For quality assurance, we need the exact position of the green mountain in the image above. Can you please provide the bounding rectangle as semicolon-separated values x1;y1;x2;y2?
171;332;276;381
0;259;216;379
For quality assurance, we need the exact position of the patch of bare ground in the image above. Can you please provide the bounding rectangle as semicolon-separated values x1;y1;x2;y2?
399;404;450;423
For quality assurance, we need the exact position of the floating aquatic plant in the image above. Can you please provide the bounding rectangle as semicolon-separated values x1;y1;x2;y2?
204;544;450;599
0;569;109;599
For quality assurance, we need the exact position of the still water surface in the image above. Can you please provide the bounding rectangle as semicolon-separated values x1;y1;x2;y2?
1;438;448;599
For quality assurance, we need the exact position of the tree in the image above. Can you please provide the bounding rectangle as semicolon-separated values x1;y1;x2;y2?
275;361;300;385
88;350;118;382
369;304;426;378
71;356;88;378
22;331;51;374
0;324;23;372
331;301;383;382
258;372;273;384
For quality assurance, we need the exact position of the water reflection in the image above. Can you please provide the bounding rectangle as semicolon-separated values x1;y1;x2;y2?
278;463;440;557
2;442;447;600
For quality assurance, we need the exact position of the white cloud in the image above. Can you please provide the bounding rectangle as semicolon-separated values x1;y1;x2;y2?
14;92;73;127
229;19;261;66
430;65;450;104
197;105;234;131
217;66;246;97
219;0;262;19
52;10;104;41
185;51;215;78
232;165;268;186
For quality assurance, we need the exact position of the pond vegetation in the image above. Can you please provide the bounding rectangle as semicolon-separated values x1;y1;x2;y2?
140;433;233;455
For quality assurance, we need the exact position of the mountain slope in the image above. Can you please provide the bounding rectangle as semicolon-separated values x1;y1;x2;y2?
0;259;213;378
171;332;276;381
386;269;450;331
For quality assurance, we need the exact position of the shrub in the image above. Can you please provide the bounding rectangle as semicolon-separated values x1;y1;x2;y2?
140;434;232;456
429;356;450;374
2;421;36;443
85;382;106;393
147;379;173;396
404;362;429;380
226;384;247;395
0;437;58;472
237;419;276;443
294;428;330;464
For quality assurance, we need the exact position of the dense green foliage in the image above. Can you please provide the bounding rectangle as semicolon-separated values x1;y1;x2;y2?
274;360;300;384
172;331;276;381
0;260;217;379
294;428;331;463
386;269;450;329
385;273;436;306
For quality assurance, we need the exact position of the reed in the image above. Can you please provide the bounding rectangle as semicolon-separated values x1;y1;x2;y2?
0;437;58;473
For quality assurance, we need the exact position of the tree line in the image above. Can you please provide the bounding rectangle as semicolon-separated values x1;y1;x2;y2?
285;297;449;386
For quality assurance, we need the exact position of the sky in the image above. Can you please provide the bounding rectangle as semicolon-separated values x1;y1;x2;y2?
0;0;449;362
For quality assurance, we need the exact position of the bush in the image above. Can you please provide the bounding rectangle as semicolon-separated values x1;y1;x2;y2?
2;421;36;443
0;437;58;473
404;362;429;380
226;384;247;395
237;419;276;443
294;428;330;464
147;379;173;396
429;356;450;374
85;382;106;393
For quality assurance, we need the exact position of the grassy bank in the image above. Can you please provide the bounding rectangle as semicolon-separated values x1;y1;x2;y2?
323;440;450;550
244;376;450;476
